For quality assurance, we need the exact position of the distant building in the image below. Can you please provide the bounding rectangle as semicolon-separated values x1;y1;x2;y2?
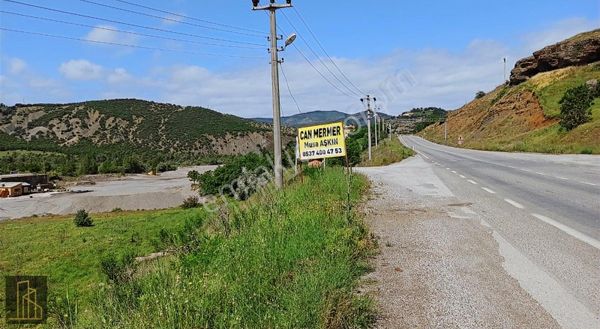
0;174;49;188
0;182;23;198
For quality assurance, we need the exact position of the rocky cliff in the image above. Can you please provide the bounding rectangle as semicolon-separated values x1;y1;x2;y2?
510;29;600;85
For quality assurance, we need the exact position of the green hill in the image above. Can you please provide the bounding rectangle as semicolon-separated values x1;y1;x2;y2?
0;99;275;175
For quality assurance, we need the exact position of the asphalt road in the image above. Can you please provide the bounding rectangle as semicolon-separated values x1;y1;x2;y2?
400;135;600;241
359;135;599;328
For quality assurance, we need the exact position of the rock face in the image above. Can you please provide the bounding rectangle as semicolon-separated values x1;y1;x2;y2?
510;29;600;85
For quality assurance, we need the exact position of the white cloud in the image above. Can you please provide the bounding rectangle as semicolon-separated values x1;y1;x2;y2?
522;18;597;54
59;60;104;80
4;16;596;117
85;25;138;45
107;68;132;84
8;58;27;75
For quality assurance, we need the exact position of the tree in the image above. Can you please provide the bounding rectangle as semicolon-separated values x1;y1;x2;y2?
74;209;94;227
475;91;486;99
560;85;593;130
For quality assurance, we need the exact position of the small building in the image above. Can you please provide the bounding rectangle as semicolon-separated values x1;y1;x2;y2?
0;173;49;187
0;182;23;198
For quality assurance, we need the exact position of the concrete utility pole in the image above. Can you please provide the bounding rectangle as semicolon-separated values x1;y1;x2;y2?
252;0;293;189
360;95;375;161
444;120;448;143
389;122;392;140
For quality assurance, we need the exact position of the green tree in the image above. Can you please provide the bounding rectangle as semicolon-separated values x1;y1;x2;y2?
475;91;486;99
559;85;593;130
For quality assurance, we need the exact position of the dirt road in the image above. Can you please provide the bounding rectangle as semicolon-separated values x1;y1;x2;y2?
0;166;216;220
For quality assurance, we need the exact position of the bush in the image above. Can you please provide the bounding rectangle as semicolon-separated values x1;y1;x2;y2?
100;251;137;284
559;85;593;130
73;209;93;227
475;91;486;99
181;196;200;209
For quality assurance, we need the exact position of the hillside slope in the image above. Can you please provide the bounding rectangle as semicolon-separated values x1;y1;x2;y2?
420;31;600;154
0;99;275;157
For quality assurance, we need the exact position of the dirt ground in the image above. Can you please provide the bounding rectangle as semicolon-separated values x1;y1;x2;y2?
0;166;216;220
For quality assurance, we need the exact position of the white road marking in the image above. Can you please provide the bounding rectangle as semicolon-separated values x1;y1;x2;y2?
446;168;451;170
420;153;430;160
504;198;525;209
481;187;496;194
459;175;466;179
451;170;457;174
536;172;546;176
581;182;597;186
532;214;600;250
467;179;478;185
492;231;600;329
555;176;569;181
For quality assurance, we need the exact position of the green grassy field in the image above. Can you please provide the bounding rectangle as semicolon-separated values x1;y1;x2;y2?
359;135;414;167
0;209;196;327
1;168;375;328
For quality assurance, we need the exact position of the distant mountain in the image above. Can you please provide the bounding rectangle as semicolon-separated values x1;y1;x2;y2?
252;110;394;128
0;99;277;157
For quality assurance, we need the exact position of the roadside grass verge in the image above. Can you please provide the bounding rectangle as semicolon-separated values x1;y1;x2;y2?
0;208;197;327
92;167;375;329
359;136;414;167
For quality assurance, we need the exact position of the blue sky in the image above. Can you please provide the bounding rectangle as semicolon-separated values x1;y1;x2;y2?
1;0;598;117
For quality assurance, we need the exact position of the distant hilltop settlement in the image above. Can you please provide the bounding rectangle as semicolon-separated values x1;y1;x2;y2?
0;174;52;198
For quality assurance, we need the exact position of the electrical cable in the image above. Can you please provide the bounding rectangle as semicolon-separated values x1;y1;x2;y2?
279;62;302;114
0;10;264;50
78;0;265;38
1;0;266;46
281;10;360;97
0;27;264;58
292;6;365;95
113;0;265;34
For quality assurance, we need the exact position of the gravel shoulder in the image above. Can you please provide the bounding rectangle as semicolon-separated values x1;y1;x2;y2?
357;157;562;328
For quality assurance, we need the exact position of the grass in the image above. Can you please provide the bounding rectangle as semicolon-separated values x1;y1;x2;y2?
0;208;198;327
359;136;415;167
1;168;376;328
527;63;600;118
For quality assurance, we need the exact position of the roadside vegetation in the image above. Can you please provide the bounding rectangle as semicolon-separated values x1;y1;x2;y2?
0;168;376;328
358;136;414;167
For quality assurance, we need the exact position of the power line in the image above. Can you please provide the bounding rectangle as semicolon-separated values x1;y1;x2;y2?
264;11;354;99
113;0;264;35
279;62;302;114
0;27;263;59
78;0;265;38
2;0;265;47
0;10;264;50
280;10;360;97
290;43;355;99
293;6;365;96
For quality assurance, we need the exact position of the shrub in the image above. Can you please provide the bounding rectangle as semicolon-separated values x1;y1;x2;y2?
73;209;93;227
559;85;593;130
100;251;137;284
475;91;486;99
181;196;200;209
